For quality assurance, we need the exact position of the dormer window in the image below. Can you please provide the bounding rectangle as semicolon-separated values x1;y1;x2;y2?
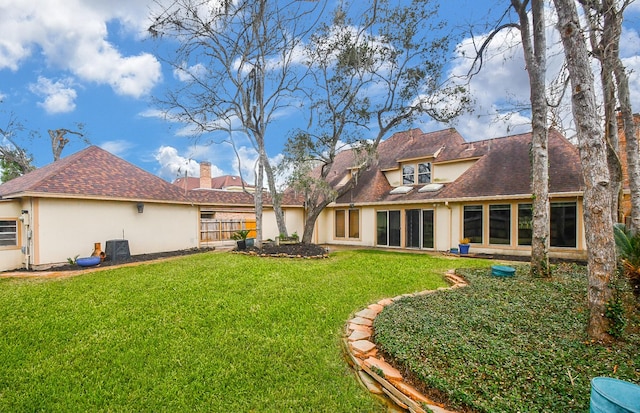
418;162;431;183
402;162;431;185
402;165;414;184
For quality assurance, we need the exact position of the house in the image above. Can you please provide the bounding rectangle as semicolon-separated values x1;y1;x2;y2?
173;162;256;227
0;146;277;271
282;127;588;260
173;162;252;193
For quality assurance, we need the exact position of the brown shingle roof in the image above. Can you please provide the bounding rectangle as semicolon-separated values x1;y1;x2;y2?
0;146;191;203
331;128;584;205
173;175;251;191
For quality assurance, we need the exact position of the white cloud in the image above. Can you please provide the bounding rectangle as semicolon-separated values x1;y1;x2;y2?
100;140;135;156
429;6;631;141
0;0;161;97
29;77;77;114
173;62;207;82
154;145;226;181
154;145;203;181
620;26;640;58
232;146;286;187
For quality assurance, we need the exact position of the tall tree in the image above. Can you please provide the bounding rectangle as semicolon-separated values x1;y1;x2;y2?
282;0;469;243
513;0;551;277
149;0;323;244
467;1;551;276
582;0;640;232
553;0;616;342
49;126;87;162
0;113;35;182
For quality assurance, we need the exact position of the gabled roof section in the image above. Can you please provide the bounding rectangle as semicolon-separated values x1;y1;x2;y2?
331;127;584;205
0;146;191;203
438;129;583;199
378;128;469;170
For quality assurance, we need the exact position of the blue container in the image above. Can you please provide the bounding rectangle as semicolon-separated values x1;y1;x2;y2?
590;377;640;413
76;256;101;267
491;265;515;277
459;244;470;254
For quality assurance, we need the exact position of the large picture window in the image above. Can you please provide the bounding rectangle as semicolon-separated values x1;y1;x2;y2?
551;202;577;247
377;210;401;247
489;204;511;245
518;204;533;246
463;205;483;243
0;220;18;247
335;209;359;239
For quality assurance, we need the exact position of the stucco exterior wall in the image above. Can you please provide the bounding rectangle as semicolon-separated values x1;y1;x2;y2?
294;195;587;260
283;208;305;239
0;200;24;272
31;198;198;268
434;160;477;182
262;209;280;241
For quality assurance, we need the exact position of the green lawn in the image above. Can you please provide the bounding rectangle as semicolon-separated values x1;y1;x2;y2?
0;250;492;412
374;264;640;412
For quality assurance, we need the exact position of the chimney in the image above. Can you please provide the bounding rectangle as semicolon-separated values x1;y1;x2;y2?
199;162;212;189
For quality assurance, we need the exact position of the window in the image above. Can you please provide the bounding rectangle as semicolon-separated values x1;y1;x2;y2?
402;165;414;185
463;205;483;243
0;220;18;247
405;209;434;249
377;210;401;246
551;202;577;247
348;209;360;238
335;210;345;238
402;162;432;185
489;204;511;245
518;204;533;246
418;162;431;184
335;209;359;239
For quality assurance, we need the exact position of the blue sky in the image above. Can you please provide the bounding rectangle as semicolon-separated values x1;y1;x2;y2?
1;0;639;184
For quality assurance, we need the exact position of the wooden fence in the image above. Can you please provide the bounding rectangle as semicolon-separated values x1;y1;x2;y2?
200;219;257;242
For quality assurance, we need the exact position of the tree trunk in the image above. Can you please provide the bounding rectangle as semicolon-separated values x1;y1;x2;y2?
584;0;623;225
600;0;640;233
254;157;264;248
261;150;288;236
607;1;640;233
553;0;615;342
514;0;550;277
301;204;324;244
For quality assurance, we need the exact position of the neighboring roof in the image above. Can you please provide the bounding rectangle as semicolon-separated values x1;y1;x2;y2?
173;175;251;191
330;127;584;205
0;146;192;203
0;146;289;208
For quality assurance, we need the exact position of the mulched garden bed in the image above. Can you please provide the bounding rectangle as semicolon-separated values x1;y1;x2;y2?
6;247;217;273
241;243;329;258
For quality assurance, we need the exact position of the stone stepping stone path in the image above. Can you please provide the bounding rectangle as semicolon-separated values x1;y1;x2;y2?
343;269;468;413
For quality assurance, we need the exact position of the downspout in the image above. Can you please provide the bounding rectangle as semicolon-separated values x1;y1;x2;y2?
445;201;452;251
